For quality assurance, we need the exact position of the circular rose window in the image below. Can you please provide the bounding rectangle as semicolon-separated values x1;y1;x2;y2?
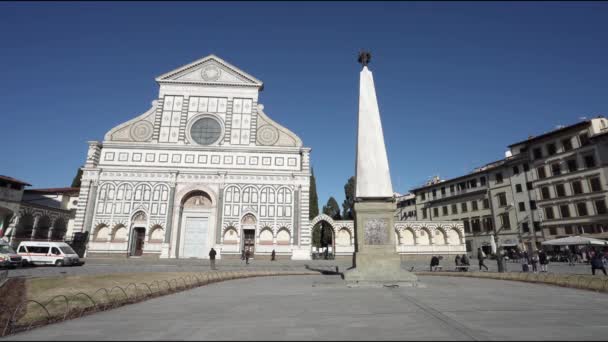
190;117;222;145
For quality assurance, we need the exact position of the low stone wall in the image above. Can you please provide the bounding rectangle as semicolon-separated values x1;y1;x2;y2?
415;271;608;293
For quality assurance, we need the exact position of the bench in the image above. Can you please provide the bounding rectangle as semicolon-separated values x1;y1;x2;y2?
431;265;443;272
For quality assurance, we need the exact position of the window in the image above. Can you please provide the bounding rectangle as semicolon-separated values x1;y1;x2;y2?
190;117;222;145
530;200;537;210
441;187;446;195
51;247;61;255
433;207;439;217
500;213;511;230
495;173;503;184
572;180;583;195
461;202;468;212
567;159;578;172
482;217;494;232
422;208;427;219
541;186;551;200
432;189;437;198
560;204;571;218
463;220;470;233
480;177;486;186
562;138;573;151
533;148;543;159
584;155;596;168
515;184;523;193
451;204;458;214
523;163;530;172
442;206;448;216
565;226;573;234
458;182;466;191
471;218;481;232
497;192;507;207
470;179;477;188
544;207;555;220
513;166;520;175
589;177;602;192
549;227;557;235
547;143;557;156
483;198;490;209
522;222;530;233
577;202;588;216
471;200;478;211
421;192;426;201
450;184;455;193
579;132;590;147
518;202;526;211
537;166;547;179
595;200;607;215
27;246;49;254
551;163;561;176
18;246;27;253
526;182;533;190
555;184;566;197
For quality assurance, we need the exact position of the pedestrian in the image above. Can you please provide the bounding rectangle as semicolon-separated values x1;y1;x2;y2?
539;249;548;272
430;255;439;272
531;251;539;273
209;248;217;270
591;253;607;276
271;249;276;261
477;248;489;271
241;249;245;261
455;254;461;268
566;248;574;266
460;254;470;272
245;249;251;265
521;252;529;272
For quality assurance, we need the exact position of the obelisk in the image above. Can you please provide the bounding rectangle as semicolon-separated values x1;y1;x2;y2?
344;51;418;286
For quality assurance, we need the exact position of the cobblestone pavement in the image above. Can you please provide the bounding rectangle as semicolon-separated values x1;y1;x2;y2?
4;256;604;279
6;275;608;341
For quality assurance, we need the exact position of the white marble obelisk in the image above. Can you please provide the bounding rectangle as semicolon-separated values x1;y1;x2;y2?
345;52;417;286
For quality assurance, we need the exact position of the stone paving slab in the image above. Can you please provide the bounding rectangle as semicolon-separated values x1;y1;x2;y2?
6;275;608;341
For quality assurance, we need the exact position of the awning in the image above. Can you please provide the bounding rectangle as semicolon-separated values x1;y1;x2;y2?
541;235;608;246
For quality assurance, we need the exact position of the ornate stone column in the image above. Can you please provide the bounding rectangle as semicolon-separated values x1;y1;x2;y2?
31;216;40;239
83;181;98;233
160;183;176;258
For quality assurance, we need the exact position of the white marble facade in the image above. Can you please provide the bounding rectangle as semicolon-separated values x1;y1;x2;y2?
75;55;312;259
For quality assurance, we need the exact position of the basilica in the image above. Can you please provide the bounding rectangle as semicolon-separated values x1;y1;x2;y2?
75;55;312;259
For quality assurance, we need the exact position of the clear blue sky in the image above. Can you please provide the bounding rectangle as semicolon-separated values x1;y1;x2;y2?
1;1;607;209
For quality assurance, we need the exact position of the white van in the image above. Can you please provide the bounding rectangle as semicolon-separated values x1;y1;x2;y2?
16;241;84;267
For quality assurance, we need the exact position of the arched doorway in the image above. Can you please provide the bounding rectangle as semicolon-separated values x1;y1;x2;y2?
178;190;213;259
241;213;257;257
130;211;147;257
311;216;336;260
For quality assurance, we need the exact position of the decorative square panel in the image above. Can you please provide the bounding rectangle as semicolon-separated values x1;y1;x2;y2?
262;157;271;165
275;157;284;166
159;127;170;143
243;99;252;114
250;156;258;165
208;98;218;113
104;152;115;161
198;97;208;112
172;154;182;163
189;97;199;111
233;98;243;114
146;153;155;162
198;155;208;164
172;96;183;111
163;96;174;110
237;156;246;165
218;98;227;113
169;127;180;143
211;155;220;164
185;154;195;163
132;153;142;162
224;156;233;164
159;153;169;162
119;152;128;161
288;158;297;166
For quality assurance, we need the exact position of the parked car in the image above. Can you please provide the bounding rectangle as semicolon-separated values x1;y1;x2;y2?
0;240;22;268
16;241;84;267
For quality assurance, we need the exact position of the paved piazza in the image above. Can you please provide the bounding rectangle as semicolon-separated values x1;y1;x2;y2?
6;274;608;341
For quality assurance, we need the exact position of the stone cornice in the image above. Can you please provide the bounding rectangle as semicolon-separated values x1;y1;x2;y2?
99;141;309;154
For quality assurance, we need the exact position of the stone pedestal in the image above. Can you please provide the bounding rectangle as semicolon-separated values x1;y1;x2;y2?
344;201;417;286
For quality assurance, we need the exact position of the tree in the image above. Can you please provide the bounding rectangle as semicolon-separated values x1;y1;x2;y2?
322;197;342;220
309;168;319;220
342;176;355;220
71;167;83;188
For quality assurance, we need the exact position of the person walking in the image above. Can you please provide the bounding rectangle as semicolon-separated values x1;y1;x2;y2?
209;248;217;270
566;248;574;266
521;251;530;272
245;249;251;265
477;248;489;271
271;249;276;261
430;255;439;272
539;249;548;272
455;254;461;270
531;251;539;273
461;254;470;272
591;253;607;276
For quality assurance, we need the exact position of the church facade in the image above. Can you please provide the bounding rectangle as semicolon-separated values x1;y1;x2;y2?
74;55;312;259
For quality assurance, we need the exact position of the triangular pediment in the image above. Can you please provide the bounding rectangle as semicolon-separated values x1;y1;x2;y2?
155;55;263;89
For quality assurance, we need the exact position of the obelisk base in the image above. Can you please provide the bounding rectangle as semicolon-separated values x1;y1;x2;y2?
343;201;418;287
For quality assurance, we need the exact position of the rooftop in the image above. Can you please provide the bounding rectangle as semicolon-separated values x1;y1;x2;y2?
0;175;31;186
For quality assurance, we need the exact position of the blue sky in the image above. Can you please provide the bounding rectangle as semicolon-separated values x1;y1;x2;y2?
1;1;607;209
